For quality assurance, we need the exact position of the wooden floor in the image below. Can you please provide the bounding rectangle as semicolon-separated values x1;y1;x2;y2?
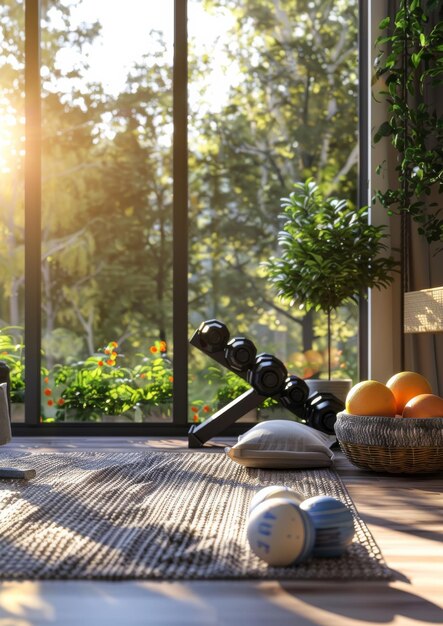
0;437;442;626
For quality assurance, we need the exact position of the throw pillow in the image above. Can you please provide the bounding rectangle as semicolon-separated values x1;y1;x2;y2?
226;419;335;468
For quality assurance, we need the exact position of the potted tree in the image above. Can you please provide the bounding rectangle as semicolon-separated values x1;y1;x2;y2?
265;179;398;400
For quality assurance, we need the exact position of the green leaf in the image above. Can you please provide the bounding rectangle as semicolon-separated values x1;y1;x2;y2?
411;51;423;68
378;17;391;30
374;121;393;143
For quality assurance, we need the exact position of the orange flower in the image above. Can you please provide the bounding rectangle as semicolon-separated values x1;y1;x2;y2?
111;351;117;359
203;405;211;413
44;376;49;384
44;388;52;396
98;360;104;367
104;348;111;355
140;373;146;379
106;359;115;366
110;341;118;348
47;399;54;406
191;406;198;413
168;376;174;383
150;346;158;354
57;398;65;406
159;341;167;352
193;414;199;423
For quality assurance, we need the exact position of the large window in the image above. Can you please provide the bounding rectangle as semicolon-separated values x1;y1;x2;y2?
39;1;174;425
0;1;25;421
1;0;362;434
187;0;360;422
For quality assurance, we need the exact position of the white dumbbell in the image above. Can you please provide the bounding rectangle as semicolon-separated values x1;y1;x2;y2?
246;485;315;567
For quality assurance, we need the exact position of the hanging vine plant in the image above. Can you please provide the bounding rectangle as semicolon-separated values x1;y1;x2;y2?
373;0;443;246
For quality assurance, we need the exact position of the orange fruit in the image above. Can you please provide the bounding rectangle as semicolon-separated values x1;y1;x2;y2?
386;371;432;414
345;380;397;416
402;394;443;418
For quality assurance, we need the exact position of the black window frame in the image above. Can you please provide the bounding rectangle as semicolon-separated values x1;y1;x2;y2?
13;0;368;437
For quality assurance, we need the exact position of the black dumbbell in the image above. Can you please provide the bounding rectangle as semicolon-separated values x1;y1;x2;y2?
197;319;230;353
279;375;309;415
247;353;288;396
304;391;345;435
224;337;257;372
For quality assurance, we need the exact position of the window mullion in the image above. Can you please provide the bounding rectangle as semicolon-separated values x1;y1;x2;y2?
24;0;41;425
172;0;189;425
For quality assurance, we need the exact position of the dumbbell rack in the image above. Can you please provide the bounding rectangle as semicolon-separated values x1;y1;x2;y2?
188;319;345;448
189;320;309;448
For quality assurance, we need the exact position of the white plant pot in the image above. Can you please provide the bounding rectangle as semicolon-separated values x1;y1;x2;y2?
305;379;352;404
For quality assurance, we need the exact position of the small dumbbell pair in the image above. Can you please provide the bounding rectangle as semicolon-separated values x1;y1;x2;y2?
247;485;355;566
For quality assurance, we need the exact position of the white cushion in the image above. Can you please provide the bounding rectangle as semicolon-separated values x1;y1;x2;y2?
226;420;335;468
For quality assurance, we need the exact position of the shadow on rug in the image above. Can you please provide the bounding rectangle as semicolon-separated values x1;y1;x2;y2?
0;450;394;581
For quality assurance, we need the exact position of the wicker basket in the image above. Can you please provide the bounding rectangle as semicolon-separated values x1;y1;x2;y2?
334;412;443;474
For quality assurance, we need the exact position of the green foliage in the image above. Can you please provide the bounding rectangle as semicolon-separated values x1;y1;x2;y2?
265;180;398;313
132;343;174;409
52;365;136;422
52;341;136;421
0;327;25;402
2;329;174;420
48;340;173;421
374;0;443;244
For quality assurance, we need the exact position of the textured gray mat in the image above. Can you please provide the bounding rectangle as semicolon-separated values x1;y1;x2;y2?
0;449;392;581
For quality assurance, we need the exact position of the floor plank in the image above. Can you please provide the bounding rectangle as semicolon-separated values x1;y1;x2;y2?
0;437;442;626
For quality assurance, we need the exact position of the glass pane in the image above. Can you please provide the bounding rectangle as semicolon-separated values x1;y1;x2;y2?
188;0;359;425
0;1;26;422
40;0;174;423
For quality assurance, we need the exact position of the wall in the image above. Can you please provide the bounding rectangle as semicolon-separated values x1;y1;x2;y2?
368;0;443;393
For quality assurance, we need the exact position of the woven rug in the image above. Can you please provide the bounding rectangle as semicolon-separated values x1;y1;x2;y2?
0;449;393;581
